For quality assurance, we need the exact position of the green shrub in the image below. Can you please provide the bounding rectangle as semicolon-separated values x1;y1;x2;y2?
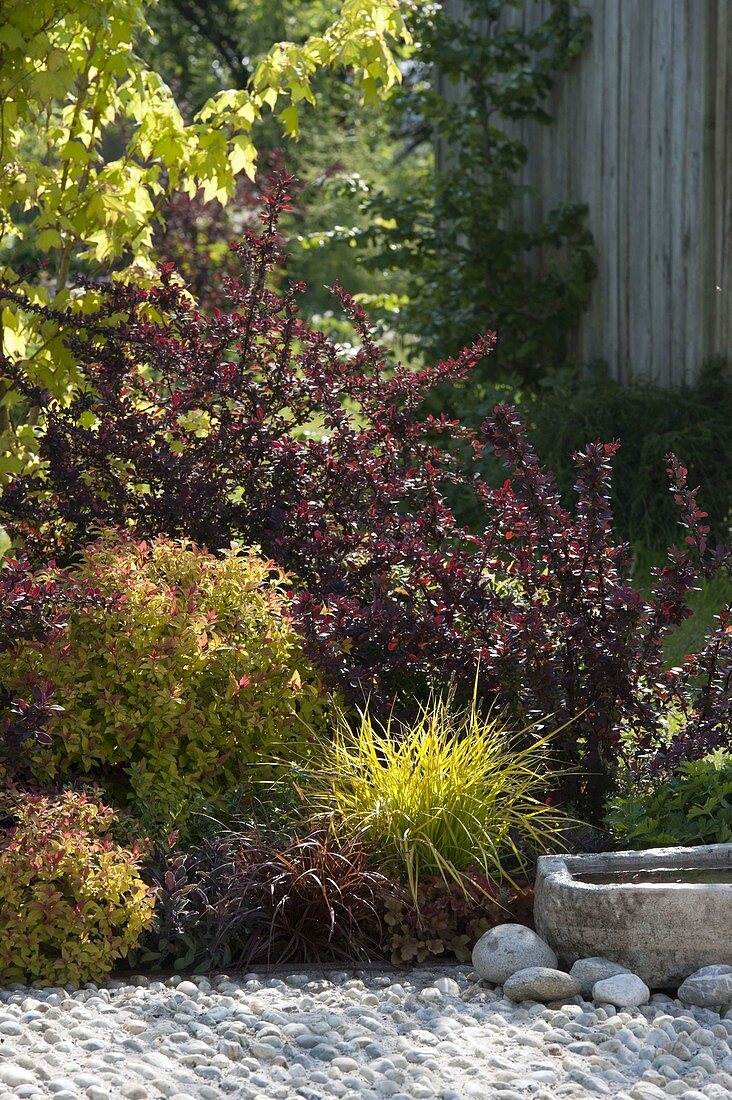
304;693;568;901
526;360;732;550
452;361;732;553
0;535;332;831
0;790;153;986
125;774;308;849
607;752;732;849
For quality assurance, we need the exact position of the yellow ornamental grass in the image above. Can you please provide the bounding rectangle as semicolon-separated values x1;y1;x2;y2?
306;694;569;901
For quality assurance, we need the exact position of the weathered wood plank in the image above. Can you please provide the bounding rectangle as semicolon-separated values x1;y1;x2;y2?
649;1;672;386
465;0;729;384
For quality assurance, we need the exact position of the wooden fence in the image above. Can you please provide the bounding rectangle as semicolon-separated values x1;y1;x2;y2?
449;0;732;385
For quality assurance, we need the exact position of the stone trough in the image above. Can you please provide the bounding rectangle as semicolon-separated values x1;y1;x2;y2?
534;842;732;989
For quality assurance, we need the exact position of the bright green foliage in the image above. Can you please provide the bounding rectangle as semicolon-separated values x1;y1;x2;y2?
144;1;413;328
0;0;406;268
608;752;732;849
0;535;333;832
304;694;568;900
0;0;408;473
0;789;154;986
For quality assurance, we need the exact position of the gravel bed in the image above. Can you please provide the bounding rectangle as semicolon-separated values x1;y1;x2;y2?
0;967;731;1100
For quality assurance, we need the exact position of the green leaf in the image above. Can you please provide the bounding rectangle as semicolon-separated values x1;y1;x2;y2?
261;87;278;110
0;0;405;449
36;228;62;251
279;105;299;138
0;527;12;560
229;136;257;180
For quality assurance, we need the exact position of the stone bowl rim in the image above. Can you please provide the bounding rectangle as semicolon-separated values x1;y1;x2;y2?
537;841;732;892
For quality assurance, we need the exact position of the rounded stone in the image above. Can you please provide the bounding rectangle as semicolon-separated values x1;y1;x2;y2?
504;968;580;1003
472;924;558;984
175;981;199;997
569;957;632;998
433;977;460;997
124;1021;147;1035
4;966;732;1096
251;1041;283;1061
592;973;650;1007
677;965;732;1008
0;1066;37;1087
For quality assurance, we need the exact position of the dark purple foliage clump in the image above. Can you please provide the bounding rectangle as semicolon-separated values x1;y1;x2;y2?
0;558;66;750
0;557;104;770
131;828;390;970
235;829;389;965
130;837;261;972
1;175;730;819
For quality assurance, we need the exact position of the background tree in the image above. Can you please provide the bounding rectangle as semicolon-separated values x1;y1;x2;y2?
0;0;408;474
144;0;411;330
142;0;338;113
324;0;595;383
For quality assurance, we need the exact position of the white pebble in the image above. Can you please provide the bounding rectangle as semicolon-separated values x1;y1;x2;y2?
433;977;461;996
174;981;199;997
0;967;730;1098
0;1066;37;1087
